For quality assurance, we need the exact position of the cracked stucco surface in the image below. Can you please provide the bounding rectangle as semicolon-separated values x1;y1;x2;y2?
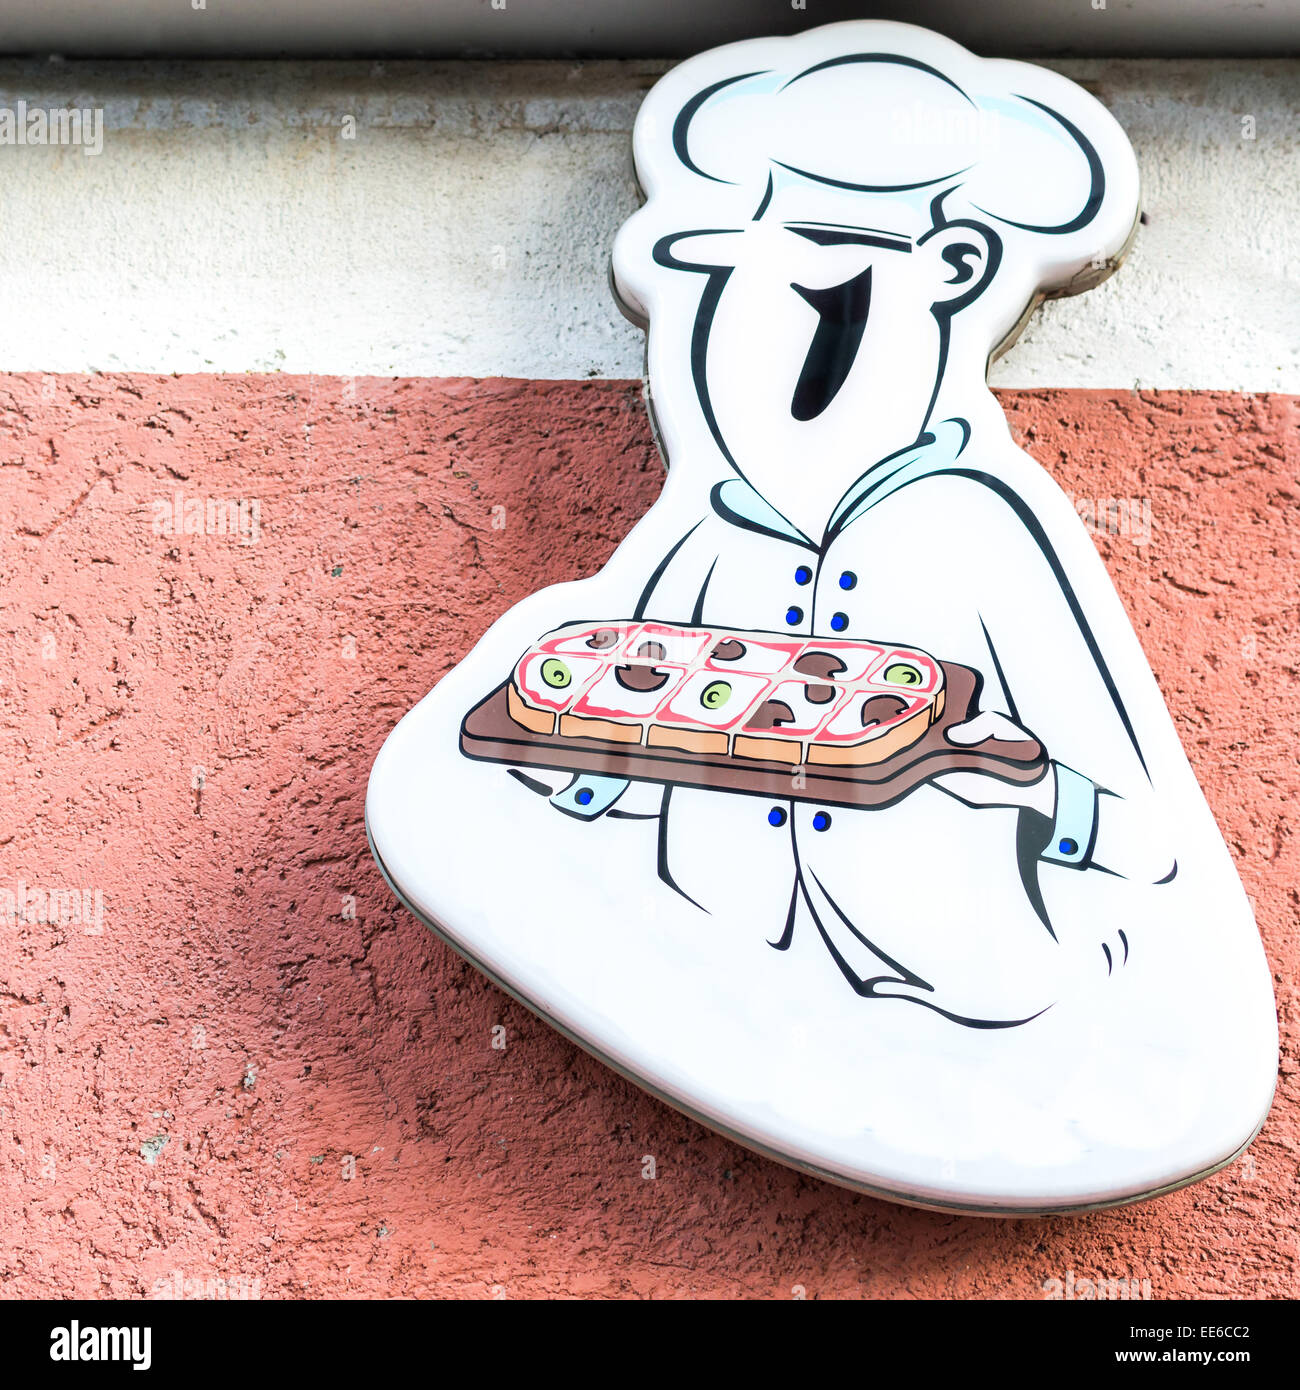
0;375;1294;1297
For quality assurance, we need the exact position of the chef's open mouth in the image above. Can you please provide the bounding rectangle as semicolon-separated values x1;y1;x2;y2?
789;263;873;421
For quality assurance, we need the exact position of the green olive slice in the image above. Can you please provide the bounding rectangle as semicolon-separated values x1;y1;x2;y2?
700;679;732;711
540;657;572;689
882;662;922;686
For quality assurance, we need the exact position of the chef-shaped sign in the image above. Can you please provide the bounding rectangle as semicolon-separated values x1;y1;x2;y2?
368;21;1276;1213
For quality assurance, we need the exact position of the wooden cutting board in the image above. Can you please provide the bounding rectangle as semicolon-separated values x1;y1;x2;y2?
460;661;1046;810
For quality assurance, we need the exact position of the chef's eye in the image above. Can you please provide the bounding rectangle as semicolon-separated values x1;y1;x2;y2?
786;225;912;254
701;680;732;710
541;657;572;688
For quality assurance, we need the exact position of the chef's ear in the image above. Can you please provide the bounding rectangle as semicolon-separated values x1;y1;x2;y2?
918;220;1002;313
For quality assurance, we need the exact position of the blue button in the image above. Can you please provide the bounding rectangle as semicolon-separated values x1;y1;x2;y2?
794;565;812;586
1059;837;1078;856
785;607;803;626
812;811;832;832
838;571;857;591
768;807;787;827
829;612;848;632
575;788;593;806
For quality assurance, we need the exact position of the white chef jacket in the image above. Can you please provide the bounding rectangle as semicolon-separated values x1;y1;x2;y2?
549;419;1173;1027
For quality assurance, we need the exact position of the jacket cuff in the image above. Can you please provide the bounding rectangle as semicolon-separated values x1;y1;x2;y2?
550;773;629;820
1038;763;1098;869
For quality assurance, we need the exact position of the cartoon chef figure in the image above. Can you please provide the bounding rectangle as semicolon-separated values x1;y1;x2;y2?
366;21;1275;1210
471;33;1192;1031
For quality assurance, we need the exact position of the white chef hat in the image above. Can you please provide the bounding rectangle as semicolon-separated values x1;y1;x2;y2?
619;22;1139;304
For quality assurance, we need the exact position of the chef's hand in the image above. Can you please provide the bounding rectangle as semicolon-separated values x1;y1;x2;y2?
932;710;1055;815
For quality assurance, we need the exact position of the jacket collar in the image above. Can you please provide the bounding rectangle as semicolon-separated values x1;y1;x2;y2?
710;418;971;556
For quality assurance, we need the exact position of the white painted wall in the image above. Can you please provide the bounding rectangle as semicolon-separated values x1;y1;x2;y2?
0;59;1295;389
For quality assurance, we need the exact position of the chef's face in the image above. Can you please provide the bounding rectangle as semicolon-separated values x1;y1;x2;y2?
696;208;991;530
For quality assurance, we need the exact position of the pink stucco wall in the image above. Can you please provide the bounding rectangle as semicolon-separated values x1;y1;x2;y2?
0;375;1293;1298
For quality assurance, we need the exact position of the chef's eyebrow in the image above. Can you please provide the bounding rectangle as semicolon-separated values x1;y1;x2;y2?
784;223;913;252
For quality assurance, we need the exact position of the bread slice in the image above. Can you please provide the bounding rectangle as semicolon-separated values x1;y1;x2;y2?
507;681;556;736
731;733;804;765
647;724;730;756
558;713;644;744
807;700;931;765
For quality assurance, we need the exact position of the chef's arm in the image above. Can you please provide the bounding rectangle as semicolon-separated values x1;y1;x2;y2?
944;498;1178;887
509;767;663;822
970;641;1176;885
1021;763;1173;883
